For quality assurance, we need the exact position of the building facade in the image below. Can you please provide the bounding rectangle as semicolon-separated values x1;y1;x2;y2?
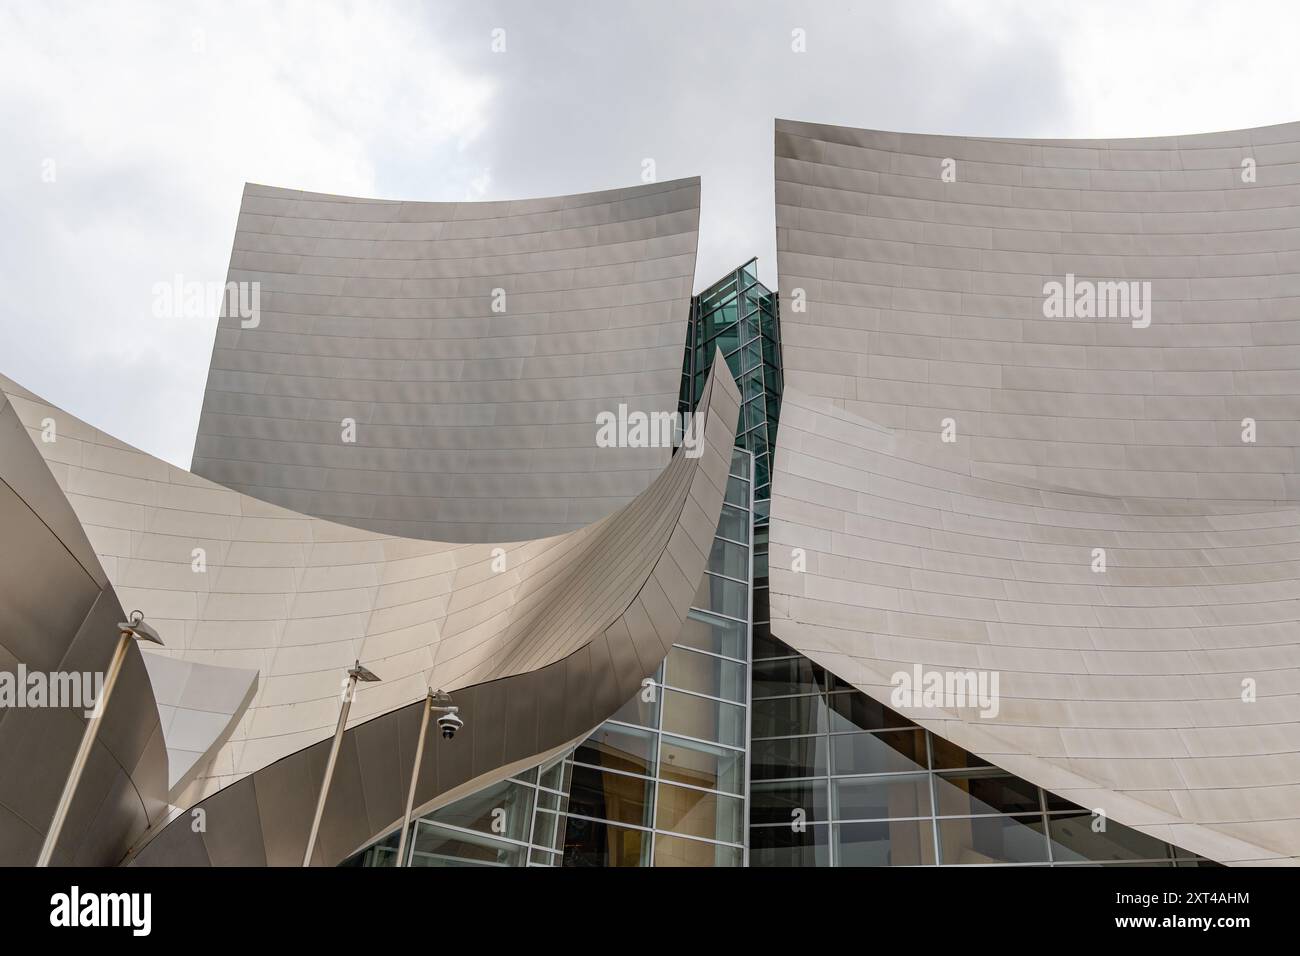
2;121;1298;867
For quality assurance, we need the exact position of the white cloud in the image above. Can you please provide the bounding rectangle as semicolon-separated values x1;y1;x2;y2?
1038;0;1300;137
0;0;494;465
1;0;1297;468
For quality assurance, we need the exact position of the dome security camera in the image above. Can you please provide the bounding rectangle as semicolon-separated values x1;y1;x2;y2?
437;708;463;740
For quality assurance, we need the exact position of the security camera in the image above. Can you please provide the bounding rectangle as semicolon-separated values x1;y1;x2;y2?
437;708;463;740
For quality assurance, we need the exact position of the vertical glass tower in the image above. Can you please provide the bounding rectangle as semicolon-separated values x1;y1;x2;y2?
680;259;782;513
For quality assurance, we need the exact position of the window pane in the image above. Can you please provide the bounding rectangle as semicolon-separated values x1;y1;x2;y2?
715;504;749;543
665;646;746;702
762;331;781;369
608;687;660;729
705;301;737;339
561;818;649;867
409;823;524;867
724;471;751;507
937;815;1049;864
369;848;399;868
822;670;854;693
831;730;928;775
934;772;1042;817
729;449;750;479
750;824;830;867
659;735;744;795
1047;813;1178;862
694;572;747;618
426;778;534;843
707;536;748;579
538;758;569;793
661;689;746;748
655;783;743;844
752;735;827;780
535;789;567;814
752;693;829;737
566;764;653;828
1042;788;1085;813
836;820;936;866
751;625;794;661
530;808;563;849
574;724;656;776
827;691;917;732
750;779;829;825
929;734;993;770
753;656;824;697
834;774;932;821
653;834;742;868
679;608;746;658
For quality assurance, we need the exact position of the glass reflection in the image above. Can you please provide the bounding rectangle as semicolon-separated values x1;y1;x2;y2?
752;735;827;780
751;779;829;825
409;824;525;868
661;689;746;748
937;815;1049;864
1048;813;1179;862
750;824;830;867
934;772;1041;817
837;820;936;866
659;735;745;795
566;764;654;829
562;819;649;867
830;729;927;775
655;783;743;844
654;834;743;867
665;646;746;702
574;724;657;776
834;774;931;821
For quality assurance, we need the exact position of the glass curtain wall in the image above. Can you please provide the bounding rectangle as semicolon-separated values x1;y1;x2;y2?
749;634;1219;867
354;449;754;868
354;763;570;867
679;258;782;512
557;448;753;866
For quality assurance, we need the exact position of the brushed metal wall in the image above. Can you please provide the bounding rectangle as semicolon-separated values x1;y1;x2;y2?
770;120;1300;865
192;179;701;543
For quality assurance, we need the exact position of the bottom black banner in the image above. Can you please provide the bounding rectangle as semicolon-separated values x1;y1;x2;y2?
0;864;1274;942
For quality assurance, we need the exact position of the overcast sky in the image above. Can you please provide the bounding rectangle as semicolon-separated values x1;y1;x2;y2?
2;0;1298;467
